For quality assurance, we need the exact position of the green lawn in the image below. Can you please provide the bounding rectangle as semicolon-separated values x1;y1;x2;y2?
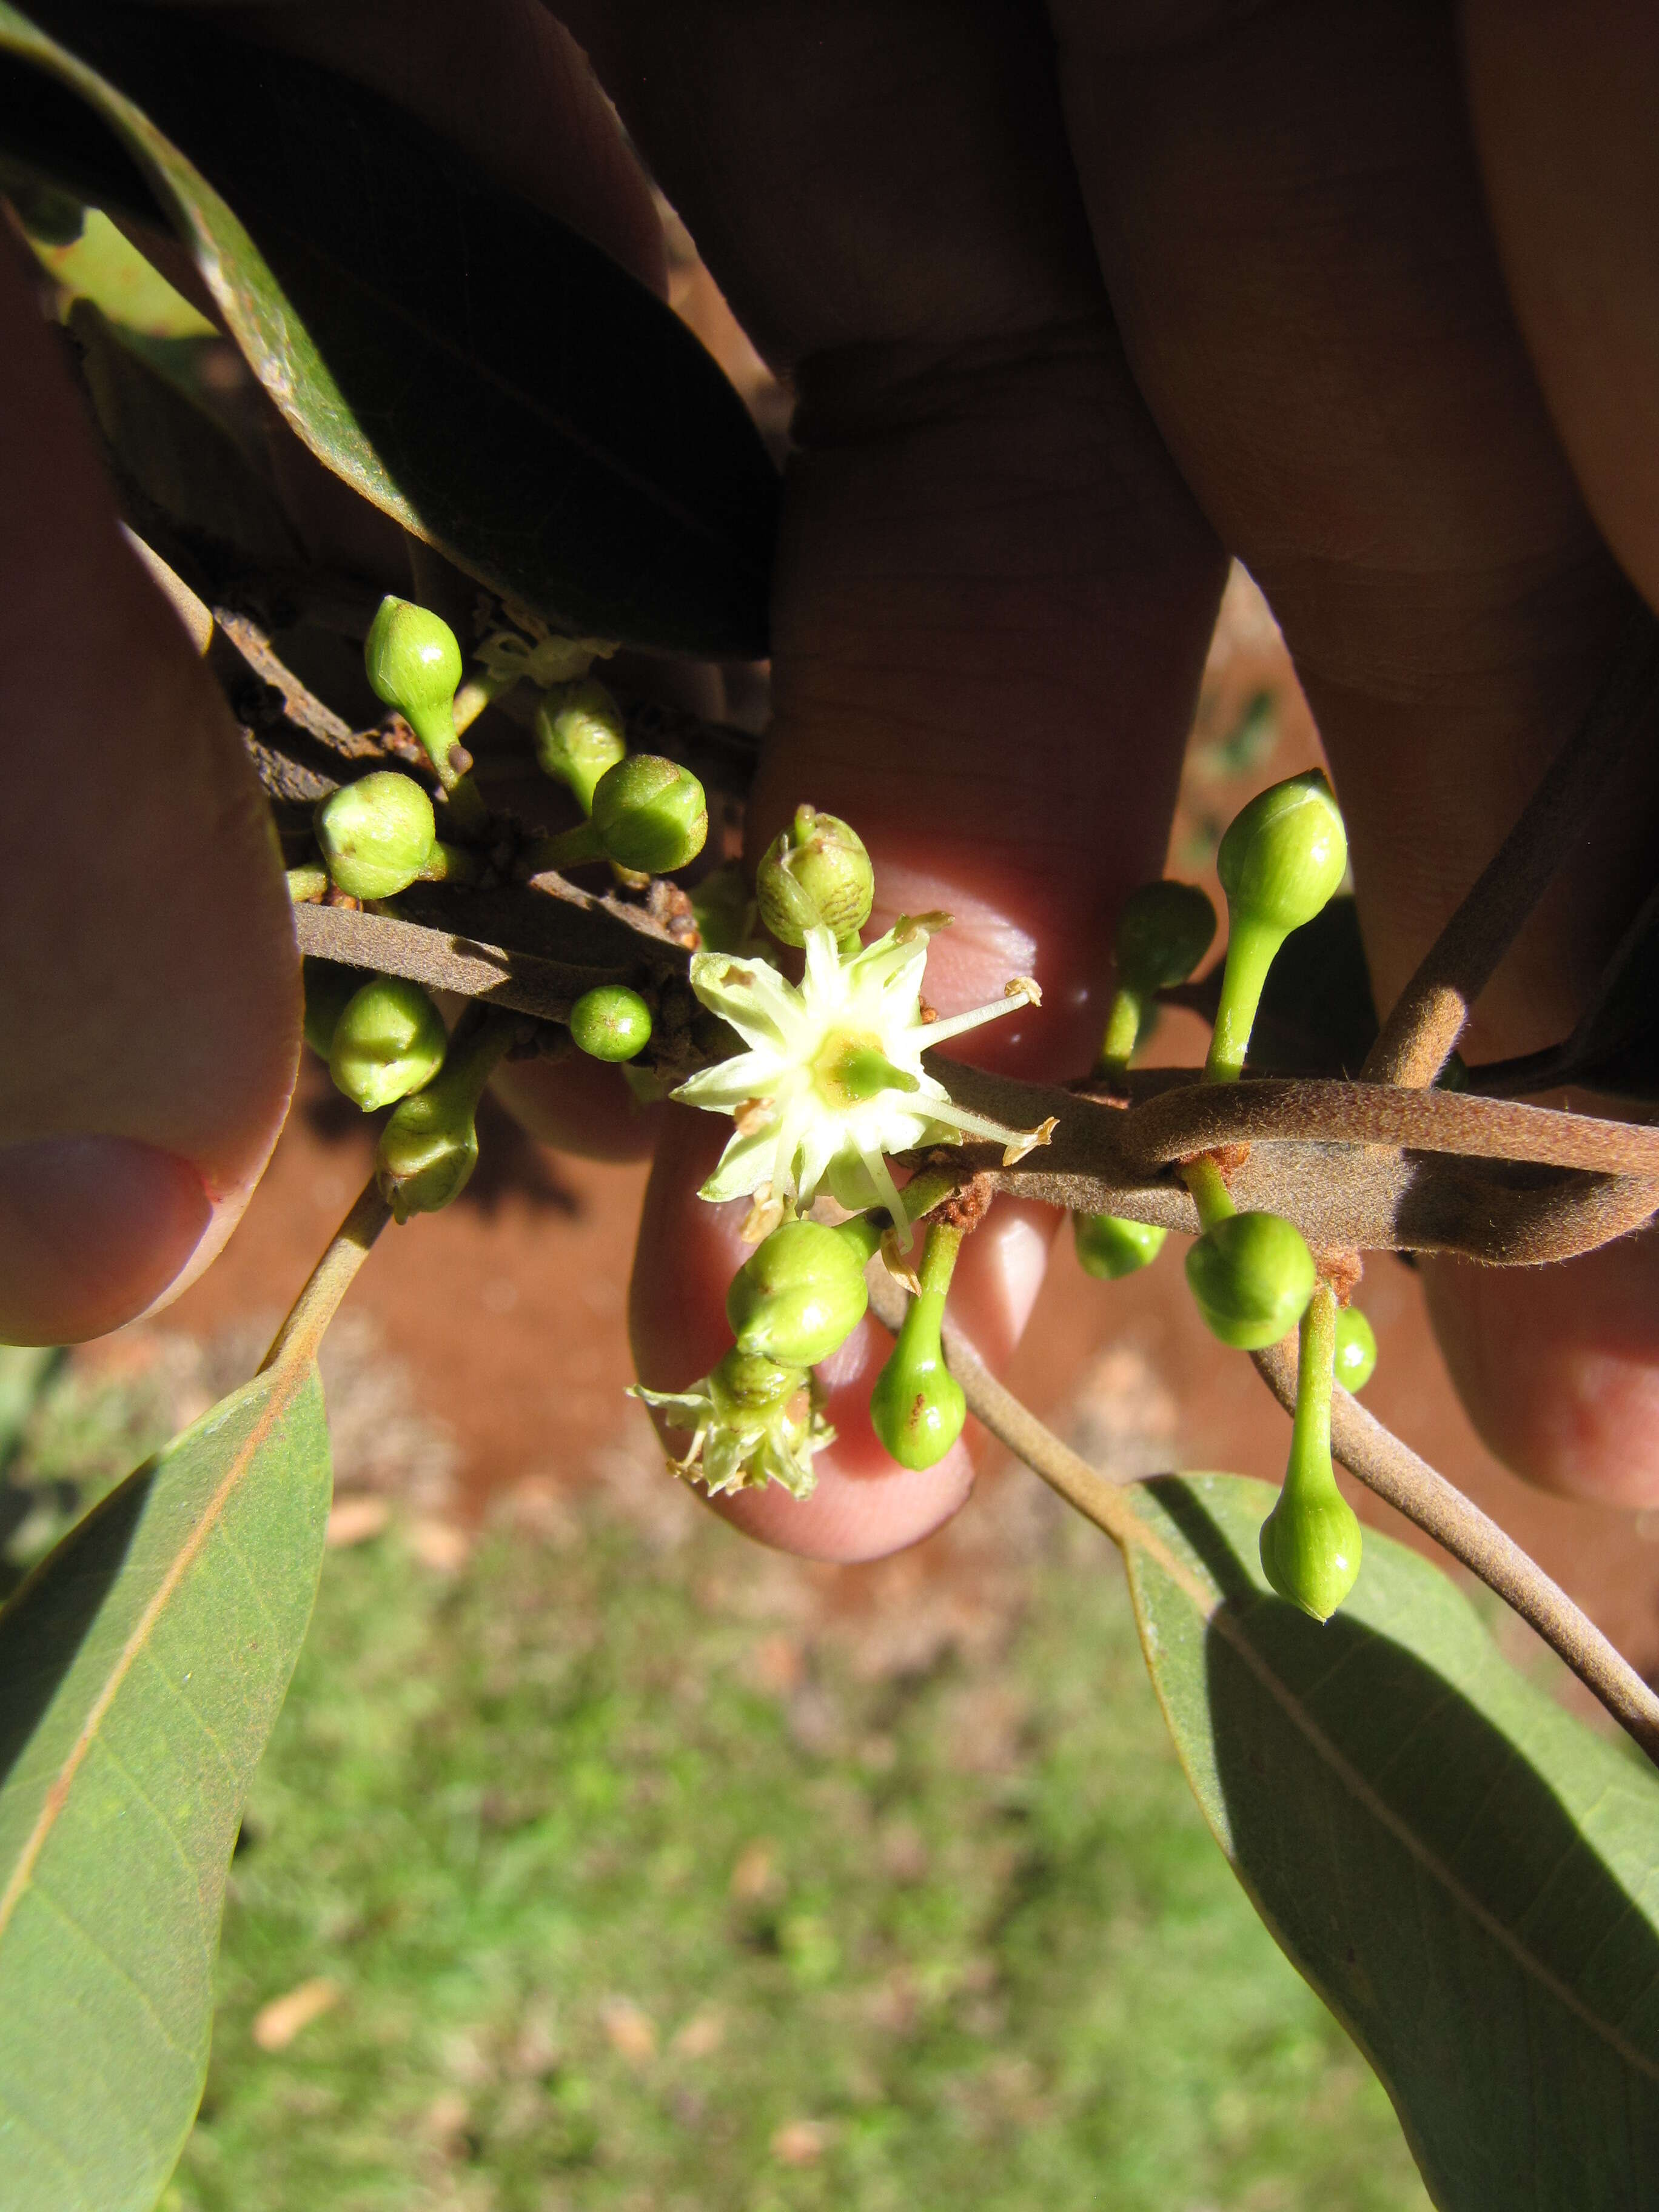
2;1345;1430;2212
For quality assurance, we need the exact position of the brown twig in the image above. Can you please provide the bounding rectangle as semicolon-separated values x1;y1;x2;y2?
1361;612;1659;1088
1114;1074;1659;1180
259;1176;392;1376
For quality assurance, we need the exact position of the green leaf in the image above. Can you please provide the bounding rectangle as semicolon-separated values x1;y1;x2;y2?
0;2;779;655
67;300;303;570
0;1361;331;2212
1124;1472;1659;2210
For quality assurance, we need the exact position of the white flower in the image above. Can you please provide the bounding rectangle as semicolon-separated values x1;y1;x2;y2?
672;917;1056;1239
632;1362;833;1499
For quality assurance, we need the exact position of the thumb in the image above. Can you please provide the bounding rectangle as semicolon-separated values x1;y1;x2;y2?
0;232;298;1344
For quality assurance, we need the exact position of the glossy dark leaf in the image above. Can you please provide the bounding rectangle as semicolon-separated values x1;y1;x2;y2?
1126;1472;1659;2210
0;1362;332;2212
0;1;779;654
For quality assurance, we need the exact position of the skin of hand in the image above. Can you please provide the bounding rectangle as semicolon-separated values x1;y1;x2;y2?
8;0;1659;1537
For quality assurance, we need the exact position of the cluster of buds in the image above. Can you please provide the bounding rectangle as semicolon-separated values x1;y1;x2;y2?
1070;769;1369;1620
319;599;1377;1623
294;597;716;1236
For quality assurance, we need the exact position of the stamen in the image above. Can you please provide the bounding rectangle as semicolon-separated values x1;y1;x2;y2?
928;1099;1047;1149
859;1140;913;1248
922;987;1037;1047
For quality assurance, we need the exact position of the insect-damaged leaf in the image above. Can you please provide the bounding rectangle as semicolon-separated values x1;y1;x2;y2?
1125;1472;1659;2210
0;1;779;654
0;1362;331;2212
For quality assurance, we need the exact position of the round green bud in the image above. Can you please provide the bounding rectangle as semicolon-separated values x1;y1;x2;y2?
328;977;447;1112
376;1087;478;1221
870;1335;966;1470
726;1219;871;1367
590;755;708;874
1216;770;1348;939
315;771;435;900
1259;1484;1363;1623
1114;881;1217;996
301;959;362;1060
756;806;876;948
1073;1213;1168;1281
1184;1212;1317;1350
533;679;628;813
569;984;652;1062
1334;1305;1378;1392
709;1348;808;1419
363;595;463;729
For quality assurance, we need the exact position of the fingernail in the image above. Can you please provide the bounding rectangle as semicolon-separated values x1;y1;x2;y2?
0;1135;212;1345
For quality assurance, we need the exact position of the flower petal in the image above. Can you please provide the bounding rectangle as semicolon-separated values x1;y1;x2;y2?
698;1123;779;1204
672;1050;782;1111
687;951;803;1047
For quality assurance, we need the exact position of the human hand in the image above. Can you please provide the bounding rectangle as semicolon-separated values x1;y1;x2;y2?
7;0;1657;1555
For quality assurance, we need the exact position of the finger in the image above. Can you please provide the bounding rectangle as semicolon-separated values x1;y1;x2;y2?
1050;1;1659;1501
1463;3;1659;618
489;1054;664;1164
590;3;1224;1557
0;233;297;1343
1443;2;1659;1496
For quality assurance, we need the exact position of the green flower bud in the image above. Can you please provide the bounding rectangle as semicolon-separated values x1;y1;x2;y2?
1259;1281;1362;1620
376;1017;513;1222
870;1223;966;1470
1259;1481;1363;1623
1208;772;1349;1081
592;755;708;874
315;771;435;901
756;805;875;950
1334;1305;1378;1392
530;756;708;877
1073;1213;1167;1281
569;984;653;1062
1185;1211;1316;1350
726;1216;879;1368
364;595;463;766
328;977;447;1112
1115;881;1218;997
1097;882;1216;1074
533;678;628;813
301;959;362;1059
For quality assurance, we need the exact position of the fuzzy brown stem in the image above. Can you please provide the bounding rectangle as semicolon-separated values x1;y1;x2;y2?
259;1176;391;1376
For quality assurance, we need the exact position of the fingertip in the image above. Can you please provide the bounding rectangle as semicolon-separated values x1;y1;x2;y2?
1426;1233;1659;1508
491;1053;666;1162
0;1136;213;1346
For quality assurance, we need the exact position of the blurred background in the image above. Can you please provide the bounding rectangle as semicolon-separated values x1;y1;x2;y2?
7;194;1658;2212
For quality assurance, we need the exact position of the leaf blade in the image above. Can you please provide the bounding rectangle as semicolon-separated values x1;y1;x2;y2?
0;1362;331;2212
0;1;779;652
1125;1472;1659;2210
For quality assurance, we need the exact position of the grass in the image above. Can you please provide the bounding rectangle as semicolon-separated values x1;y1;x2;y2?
1;1345;1430;2212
